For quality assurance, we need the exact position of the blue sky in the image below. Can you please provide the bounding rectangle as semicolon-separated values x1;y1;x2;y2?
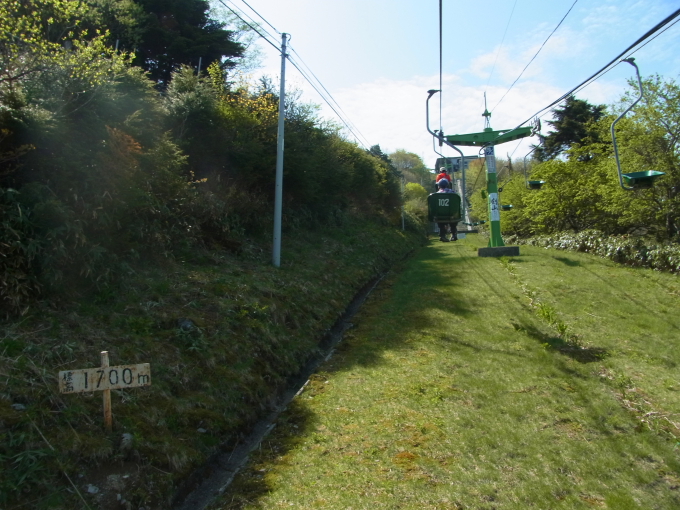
211;0;680;166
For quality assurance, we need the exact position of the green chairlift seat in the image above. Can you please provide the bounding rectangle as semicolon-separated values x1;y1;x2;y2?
611;59;666;190
527;180;545;190
621;171;665;189
501;204;513;211
427;192;462;223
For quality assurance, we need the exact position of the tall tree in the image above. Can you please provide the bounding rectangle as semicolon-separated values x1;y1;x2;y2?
130;0;244;86
388;149;429;185
534;96;606;161
367;144;391;164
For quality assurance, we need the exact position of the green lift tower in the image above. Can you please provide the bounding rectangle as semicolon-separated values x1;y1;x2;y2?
426;90;534;257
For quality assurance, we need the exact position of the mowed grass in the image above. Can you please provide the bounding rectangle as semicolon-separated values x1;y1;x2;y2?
212;235;680;509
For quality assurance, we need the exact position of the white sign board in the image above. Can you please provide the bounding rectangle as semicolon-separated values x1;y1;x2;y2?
59;363;151;394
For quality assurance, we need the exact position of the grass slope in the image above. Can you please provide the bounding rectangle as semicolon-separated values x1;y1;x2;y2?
215;235;680;509
0;219;423;509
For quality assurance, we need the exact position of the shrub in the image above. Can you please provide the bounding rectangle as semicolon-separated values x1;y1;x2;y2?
507;230;680;273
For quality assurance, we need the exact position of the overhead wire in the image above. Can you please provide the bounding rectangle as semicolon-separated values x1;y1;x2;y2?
287;46;371;147
470;156;486;194
439;0;443;132
488;6;680;147
216;0;280;52
216;0;370;148
226;0;280;43
491;0;578;113
285;53;370;148
237;0;281;35
509;138;524;159
623;16;680;60
485;0;519;92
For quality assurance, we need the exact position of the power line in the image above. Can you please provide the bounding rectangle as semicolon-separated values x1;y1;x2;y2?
238;0;281;35
439;0;443;132
509;138;524;159
216;0;280;52
490;6;680;146
470;155;486;194
485;0;519;92
223;0;280;44
285;55;369;148
491;0;578;113
288;46;371;146
624;17;680;60
216;0;370;148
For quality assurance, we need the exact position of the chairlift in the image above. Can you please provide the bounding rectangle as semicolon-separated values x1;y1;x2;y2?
426;90;473;229
621;170;664;189
501;204;513;211
523;134;545;190
611;58;665;190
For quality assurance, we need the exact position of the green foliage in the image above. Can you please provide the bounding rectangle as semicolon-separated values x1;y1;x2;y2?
534;96;606;161
0;0;129;102
0;220;423;509
508;230;680;273
521;158;625;234
389;149;430;185
404;182;428;202
0;430;54;505
611;75;680;237
0;0;403;316
403;182;428;227
487;77;680;241
130;0;244;86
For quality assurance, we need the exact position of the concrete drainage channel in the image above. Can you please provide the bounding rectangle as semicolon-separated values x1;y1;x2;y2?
172;271;388;510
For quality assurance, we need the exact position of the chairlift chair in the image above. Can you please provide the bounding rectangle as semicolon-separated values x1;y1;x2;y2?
523;142;545;190
611;58;665;190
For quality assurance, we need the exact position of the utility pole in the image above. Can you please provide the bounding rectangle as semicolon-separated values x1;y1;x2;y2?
272;33;288;267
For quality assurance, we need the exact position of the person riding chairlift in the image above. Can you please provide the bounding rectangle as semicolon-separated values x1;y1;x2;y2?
436;180;458;242
435;167;452;191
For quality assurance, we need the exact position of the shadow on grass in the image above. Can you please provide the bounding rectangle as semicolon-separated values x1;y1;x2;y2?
513;320;609;364
217;240;535;507
438;335;531;360
553;256;581;267
215;398;319;510
216;239;606;508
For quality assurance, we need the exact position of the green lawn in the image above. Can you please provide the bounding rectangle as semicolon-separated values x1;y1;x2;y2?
213;235;680;509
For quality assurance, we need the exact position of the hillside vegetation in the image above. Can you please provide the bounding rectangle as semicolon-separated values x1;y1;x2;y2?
0;0;403;317
0;220;423;508
0;1;419;508
466;79;680;244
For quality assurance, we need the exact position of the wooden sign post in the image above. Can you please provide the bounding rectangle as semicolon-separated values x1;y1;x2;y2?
59;351;151;432
101;351;112;432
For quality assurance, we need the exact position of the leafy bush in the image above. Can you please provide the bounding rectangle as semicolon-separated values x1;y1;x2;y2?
0;7;404;317
507;230;680;273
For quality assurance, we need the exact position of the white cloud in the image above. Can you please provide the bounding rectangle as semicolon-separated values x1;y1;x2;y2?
313;73;568;164
235;0;680;167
